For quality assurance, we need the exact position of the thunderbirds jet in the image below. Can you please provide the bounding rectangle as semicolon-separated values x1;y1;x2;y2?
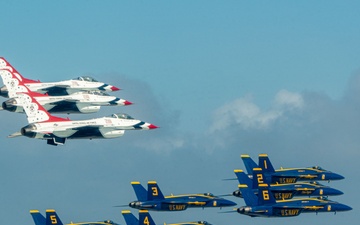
0;57;120;97
241;154;344;184
122;210;212;225
232;169;343;200
127;181;236;211
30;209;118;225
8;92;157;145
0;69;131;114
236;183;351;217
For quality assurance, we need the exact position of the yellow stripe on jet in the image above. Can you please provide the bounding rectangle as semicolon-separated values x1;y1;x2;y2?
30;210;39;213
234;169;243;173
131;181;140;184
46;209;56;212
148;181;157;184
241;154;250;158
121;210;131;214
139;210;149;213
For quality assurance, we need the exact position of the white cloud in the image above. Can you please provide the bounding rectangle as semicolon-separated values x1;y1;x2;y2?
209;90;304;132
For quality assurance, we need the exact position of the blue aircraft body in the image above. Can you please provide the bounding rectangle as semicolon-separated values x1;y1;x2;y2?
233;169;343;200
236;183;352;217
122;210;212;225
30;209;117;225
128;181;236;211
241;154;344;184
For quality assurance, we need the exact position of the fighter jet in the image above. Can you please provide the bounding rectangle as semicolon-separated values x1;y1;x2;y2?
236;183;352;217
30;209;118;225
232;169;343;200
241;154;344;184
0;69;131;113
8;92;157;145
122;210;212;225
0;57;120;97
127;181;236;211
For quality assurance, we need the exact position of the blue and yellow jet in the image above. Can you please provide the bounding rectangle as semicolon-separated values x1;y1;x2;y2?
122;210;212;225
233;169;343;200
30;209;118;225
241;154;344;184
128;181;236;211
236;183;352;217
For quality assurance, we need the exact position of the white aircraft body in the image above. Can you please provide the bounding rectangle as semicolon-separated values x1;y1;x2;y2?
0;57;120;97
9;92;157;146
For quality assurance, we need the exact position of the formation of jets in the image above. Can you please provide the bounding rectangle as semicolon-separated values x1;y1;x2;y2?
2;58;351;223
0;57;158;145
233;154;351;217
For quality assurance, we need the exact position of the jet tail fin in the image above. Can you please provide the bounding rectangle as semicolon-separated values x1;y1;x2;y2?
30;210;46;225
234;169;252;188
17;92;69;123
0;57;40;83
138;210;156;225
257;184;276;206
45;209;63;225
241;154;258;175
238;184;258;207
258;154;275;173
147;181;165;200
121;210;139;225
131;181;148;201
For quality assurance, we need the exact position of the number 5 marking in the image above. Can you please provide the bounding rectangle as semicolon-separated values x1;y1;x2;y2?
50;215;57;224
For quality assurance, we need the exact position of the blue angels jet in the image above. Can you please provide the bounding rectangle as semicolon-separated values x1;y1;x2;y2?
241;154;344;184
127;181;236;211
232;169;343;200
30;209;118;225
122;210;212;225
236;183;352;217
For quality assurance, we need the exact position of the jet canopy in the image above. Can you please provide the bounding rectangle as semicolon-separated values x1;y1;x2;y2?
111;113;134;119
312;166;325;171
74;76;99;82
203;193;214;197
198;221;212;225
84;90;110;96
102;220;115;224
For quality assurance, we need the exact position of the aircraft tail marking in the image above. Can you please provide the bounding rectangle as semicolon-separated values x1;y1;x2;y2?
258;154;275;173
45;209;63;225
139;210;156;225
0;57;40;83
238;184;258;207
257;184;276;206
147;181;165;200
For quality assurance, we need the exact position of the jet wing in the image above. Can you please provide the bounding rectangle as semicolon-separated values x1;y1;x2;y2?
40;86;71;96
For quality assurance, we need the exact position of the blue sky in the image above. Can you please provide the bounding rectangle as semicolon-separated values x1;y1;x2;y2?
1;1;359;225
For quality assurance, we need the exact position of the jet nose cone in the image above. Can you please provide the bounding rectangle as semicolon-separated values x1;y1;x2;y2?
328;173;345;180
326;188;344;196
110;86;120;91
124;100;132;106
333;203;352;212
148;124;158;129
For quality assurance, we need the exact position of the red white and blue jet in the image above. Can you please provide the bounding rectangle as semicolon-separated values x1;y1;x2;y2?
0;57;120;97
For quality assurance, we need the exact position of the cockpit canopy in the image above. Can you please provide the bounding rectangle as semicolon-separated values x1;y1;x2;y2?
103;220;115;224
84;90;110;96
74;76;99;82
111;113;134;120
317;196;328;201
309;181;320;185
198;221;211;225
203;193;214;197
312;166;325;171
